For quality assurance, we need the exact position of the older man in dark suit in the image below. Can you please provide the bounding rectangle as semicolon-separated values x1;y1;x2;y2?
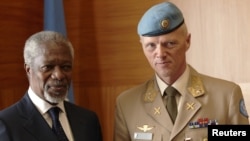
0;31;102;141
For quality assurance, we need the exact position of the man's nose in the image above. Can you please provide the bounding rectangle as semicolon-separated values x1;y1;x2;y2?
51;67;65;80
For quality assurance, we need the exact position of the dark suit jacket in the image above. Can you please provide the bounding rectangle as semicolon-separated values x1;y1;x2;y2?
0;93;102;141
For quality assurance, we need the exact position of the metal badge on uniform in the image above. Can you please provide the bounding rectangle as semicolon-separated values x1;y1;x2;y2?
134;125;154;140
137;125;154;132
186;102;195;110
154;107;161;115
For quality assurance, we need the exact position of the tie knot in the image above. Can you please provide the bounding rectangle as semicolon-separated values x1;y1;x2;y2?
165;86;177;97
48;107;61;120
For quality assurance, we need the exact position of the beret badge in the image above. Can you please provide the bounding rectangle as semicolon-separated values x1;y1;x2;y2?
161;19;169;29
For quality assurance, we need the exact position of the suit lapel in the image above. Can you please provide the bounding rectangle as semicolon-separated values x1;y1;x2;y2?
64;102;87;141
18;94;58;141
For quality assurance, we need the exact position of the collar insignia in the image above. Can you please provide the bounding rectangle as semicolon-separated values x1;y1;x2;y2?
144;80;157;102
154;107;161;115
188;75;205;97
186;102;195;110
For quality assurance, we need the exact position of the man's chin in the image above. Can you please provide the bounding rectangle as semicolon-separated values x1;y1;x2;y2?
45;93;67;104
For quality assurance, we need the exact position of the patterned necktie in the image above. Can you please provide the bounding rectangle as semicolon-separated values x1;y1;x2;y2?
164;86;178;123
48;107;69;141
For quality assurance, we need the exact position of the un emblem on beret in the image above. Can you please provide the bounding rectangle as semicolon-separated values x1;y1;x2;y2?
161;19;169;29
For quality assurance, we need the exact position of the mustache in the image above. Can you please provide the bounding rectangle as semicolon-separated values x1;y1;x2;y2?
51;80;68;86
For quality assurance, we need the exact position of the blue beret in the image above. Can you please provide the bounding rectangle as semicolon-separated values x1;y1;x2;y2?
137;2;184;36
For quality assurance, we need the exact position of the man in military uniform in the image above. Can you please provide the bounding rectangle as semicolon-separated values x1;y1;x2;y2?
114;2;249;141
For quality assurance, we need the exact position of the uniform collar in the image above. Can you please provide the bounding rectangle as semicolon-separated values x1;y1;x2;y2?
156;65;190;96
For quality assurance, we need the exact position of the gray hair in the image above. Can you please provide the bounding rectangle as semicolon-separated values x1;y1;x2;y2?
23;31;74;65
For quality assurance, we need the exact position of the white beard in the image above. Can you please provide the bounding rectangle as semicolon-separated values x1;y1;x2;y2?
44;90;67;104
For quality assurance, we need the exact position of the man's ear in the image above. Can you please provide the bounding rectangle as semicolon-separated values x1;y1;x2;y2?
186;33;191;51
24;63;30;76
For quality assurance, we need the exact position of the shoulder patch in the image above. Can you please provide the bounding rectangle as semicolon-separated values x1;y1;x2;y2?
240;99;249;118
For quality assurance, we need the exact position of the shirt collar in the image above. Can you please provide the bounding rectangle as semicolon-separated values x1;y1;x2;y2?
156;65;190;96
28;87;66;115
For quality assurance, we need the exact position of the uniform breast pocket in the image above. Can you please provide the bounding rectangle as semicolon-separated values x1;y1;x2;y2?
184;128;208;141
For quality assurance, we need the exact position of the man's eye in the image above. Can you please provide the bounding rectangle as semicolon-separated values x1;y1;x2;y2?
164;42;177;48
42;65;53;70
62;65;72;71
169;42;176;45
145;43;156;49
148;43;156;47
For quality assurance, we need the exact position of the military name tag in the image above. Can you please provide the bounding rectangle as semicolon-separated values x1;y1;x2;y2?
134;132;153;140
